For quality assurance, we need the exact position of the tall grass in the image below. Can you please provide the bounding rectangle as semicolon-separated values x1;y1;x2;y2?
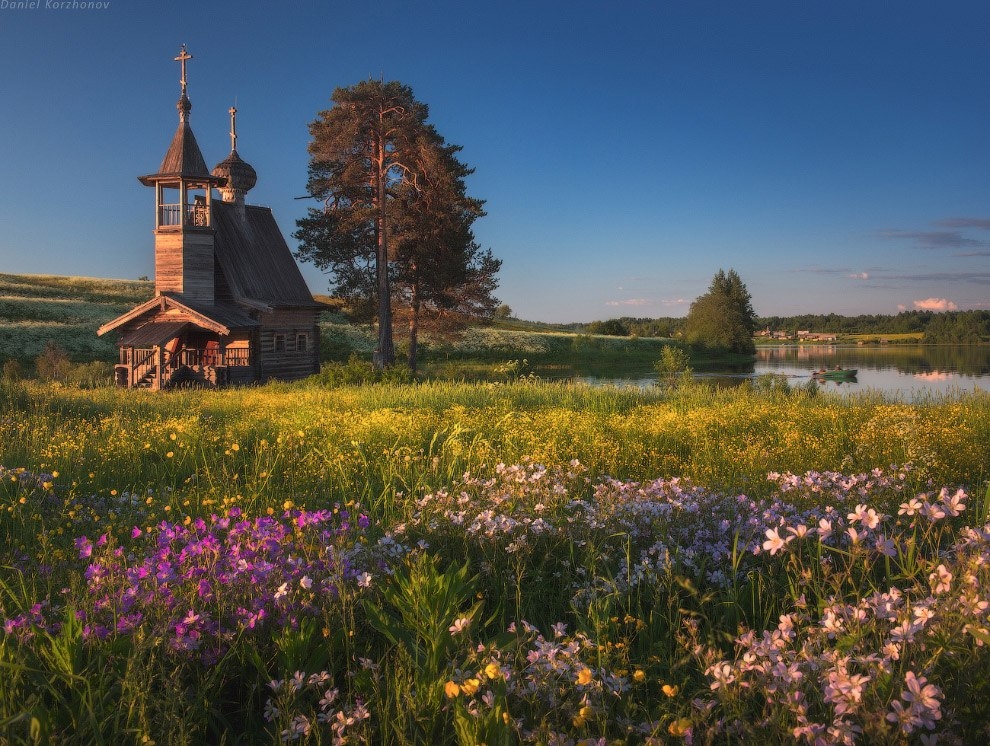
2;378;989;742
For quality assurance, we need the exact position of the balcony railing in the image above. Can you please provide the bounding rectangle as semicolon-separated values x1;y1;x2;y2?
158;203;210;228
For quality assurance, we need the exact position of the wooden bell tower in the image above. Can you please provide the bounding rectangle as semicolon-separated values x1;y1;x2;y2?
137;46;222;305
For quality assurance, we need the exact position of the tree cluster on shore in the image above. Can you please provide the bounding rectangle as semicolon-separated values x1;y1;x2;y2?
562;309;990;345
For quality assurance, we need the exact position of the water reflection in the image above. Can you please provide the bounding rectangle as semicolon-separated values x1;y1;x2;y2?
539;345;990;397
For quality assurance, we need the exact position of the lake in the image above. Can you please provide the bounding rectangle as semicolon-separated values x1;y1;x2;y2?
560;345;990;397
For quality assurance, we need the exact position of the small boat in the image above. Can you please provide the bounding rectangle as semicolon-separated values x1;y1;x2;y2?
812;368;858;380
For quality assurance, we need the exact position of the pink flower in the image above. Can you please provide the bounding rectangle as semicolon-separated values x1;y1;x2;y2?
929;564;953;595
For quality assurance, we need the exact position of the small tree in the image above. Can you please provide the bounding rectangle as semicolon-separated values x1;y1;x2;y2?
2;359;24;383
35;341;71;382
493;304;513;321
654;345;693;388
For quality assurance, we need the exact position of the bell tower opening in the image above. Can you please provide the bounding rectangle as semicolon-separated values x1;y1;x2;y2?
137;45;222;304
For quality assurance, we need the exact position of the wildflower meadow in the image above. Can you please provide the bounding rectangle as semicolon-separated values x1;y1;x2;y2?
1;376;989;744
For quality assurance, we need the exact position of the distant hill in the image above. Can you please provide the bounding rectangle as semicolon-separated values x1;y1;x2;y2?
0;273;153;362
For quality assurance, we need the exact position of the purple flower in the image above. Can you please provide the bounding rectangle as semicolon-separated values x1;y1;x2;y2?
75;536;93;558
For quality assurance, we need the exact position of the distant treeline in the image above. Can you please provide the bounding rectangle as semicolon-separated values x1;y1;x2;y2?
562;310;990;344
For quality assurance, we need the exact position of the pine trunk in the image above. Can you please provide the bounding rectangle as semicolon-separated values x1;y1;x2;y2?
408;276;420;374
374;135;394;368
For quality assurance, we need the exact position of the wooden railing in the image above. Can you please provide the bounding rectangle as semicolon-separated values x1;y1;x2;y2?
117;347;157;387
117;345;250;388
172;348;250;368
157;203;210;228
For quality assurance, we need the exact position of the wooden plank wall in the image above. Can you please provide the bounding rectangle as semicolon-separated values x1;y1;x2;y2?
154;231;215;304
258;308;321;381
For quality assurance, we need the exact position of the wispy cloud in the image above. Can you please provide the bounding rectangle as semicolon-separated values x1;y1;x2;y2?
605;298;653;307
877;217;990;252
886;270;990;283
790;267;881;281
935;217;990;230
875;229;990;250
913;297;958;311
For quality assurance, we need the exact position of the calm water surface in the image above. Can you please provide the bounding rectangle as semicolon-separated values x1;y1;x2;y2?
557;345;990;398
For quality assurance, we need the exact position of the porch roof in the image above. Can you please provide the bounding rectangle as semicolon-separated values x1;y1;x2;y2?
98;294;260;337
119;320;189;347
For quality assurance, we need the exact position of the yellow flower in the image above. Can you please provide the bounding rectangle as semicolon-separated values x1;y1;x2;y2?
662;684;680;697
575;667;593;686
633;669;646;683
461;678;481;696
572;714;586;728
231;443;240;451
444;681;460;698
484;662;501;680
668;718;691;737
283;500;294;510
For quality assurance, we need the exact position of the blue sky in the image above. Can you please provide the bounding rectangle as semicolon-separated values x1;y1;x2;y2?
0;0;988;322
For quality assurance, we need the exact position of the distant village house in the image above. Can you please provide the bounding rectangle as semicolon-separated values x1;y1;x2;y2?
98;47;320;389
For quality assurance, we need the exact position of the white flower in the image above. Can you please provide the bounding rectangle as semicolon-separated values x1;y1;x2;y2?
763;527;790;555
274;582;289;600
299;576;313;590
356;572;372;588
449;617;471;635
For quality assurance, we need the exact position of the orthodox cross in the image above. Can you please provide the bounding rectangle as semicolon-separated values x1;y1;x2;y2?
175;45;192;97
229;106;238;152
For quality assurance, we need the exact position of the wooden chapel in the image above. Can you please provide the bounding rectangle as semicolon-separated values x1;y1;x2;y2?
98;46;321;389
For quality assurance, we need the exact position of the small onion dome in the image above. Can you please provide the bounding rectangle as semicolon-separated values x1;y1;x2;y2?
212;149;257;194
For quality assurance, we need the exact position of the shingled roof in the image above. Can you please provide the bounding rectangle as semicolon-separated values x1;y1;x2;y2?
138;96;220;186
213;201;320;308
97;294;259;338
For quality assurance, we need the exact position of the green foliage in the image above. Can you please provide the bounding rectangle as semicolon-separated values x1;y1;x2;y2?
684;268;758;354
585;318;629;336
654;345;692;376
491;359;538;381
295;79;498;370
923;310;990;343
364;553;483;679
2;359;24;383
314;353;415;386
363;553;484;741
34;342;71;382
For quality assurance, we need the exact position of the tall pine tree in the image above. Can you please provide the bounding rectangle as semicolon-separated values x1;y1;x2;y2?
295;80;498;369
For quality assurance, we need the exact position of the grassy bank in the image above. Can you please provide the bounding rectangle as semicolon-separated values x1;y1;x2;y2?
2;379;990;743
0;273;152;363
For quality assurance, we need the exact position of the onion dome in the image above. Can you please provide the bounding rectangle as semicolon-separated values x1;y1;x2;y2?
212;106;257;204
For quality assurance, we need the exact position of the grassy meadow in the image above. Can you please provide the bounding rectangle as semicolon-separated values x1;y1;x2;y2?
0;274;153;363
3;273;990;743
2;372;990;744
